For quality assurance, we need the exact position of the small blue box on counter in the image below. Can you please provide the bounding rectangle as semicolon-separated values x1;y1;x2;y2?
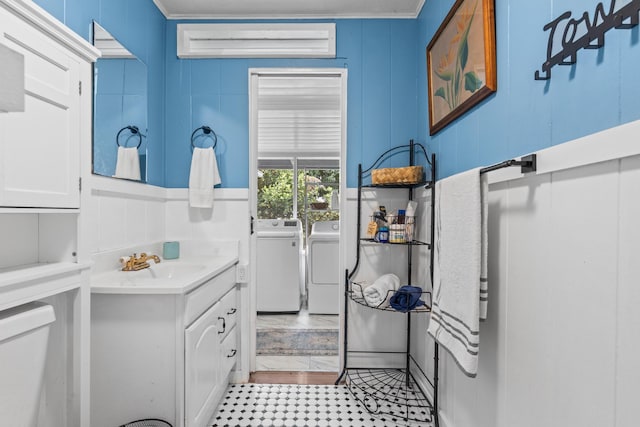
163;241;180;259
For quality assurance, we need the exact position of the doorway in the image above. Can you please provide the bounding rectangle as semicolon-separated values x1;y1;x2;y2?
248;69;347;373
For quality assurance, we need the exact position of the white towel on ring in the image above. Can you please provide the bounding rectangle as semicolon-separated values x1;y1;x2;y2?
427;167;488;377
363;273;400;307
114;146;141;180
189;147;221;208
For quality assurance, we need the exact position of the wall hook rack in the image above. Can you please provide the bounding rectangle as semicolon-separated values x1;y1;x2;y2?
534;0;640;80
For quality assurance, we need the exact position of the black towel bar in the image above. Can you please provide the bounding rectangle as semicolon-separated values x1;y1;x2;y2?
116;125;142;149
191;125;217;150
480;154;536;174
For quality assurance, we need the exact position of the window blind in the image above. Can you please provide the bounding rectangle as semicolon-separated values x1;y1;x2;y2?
257;75;342;160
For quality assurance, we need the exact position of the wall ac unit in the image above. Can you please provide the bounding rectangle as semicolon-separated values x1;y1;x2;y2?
177;23;336;58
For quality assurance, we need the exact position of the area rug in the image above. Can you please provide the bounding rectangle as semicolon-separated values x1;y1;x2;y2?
256;329;339;356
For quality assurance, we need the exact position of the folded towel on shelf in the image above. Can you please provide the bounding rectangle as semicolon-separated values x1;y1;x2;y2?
427;167;489;377
189;147;221;208
390;285;425;312
114;146;141;180
363;273;400;307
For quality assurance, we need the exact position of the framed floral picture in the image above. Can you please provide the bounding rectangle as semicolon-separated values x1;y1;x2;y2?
426;0;496;135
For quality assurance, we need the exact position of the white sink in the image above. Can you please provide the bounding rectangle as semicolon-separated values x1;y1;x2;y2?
90;241;240;295
126;262;207;280
94;261;205;283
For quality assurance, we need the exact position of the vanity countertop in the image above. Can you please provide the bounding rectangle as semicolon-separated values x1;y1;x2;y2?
90;255;238;295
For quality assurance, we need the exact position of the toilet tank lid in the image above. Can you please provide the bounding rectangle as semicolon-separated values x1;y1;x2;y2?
0;302;55;343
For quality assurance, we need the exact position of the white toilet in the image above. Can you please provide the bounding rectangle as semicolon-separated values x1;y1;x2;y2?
0;302;56;427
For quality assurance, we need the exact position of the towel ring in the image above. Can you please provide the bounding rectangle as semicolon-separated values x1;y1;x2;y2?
116;126;142;149
191;125;217;150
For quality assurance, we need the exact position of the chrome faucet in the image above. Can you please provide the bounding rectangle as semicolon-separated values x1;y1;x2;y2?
121;252;161;271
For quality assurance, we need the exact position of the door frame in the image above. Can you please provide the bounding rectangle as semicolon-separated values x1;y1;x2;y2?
248;68;348;372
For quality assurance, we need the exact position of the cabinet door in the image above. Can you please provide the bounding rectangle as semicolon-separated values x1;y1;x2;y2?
184;301;224;427
218;287;237;340
0;8;80;208
220;325;238;381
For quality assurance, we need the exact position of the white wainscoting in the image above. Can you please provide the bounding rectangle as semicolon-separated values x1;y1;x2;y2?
411;121;640;427
85;176;166;255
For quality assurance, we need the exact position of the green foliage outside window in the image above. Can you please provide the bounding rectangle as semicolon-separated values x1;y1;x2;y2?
258;168;340;236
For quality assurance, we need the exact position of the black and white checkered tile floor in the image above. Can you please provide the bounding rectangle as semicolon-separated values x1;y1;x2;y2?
210;384;433;427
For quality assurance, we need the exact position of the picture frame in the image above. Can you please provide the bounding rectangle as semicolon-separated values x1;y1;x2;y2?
426;0;496;135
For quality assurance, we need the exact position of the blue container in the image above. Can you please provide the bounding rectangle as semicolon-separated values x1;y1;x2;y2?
163;241;180;259
376;226;389;243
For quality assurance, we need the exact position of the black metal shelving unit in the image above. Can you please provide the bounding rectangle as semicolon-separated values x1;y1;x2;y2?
336;140;439;426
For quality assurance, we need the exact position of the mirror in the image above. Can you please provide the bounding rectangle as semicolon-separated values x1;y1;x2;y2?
92;22;148;182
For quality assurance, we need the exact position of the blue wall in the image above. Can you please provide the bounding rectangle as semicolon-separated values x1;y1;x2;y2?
33;0;167;186
34;0;421;188
38;0;638;187
164;20;420;188
418;0;640;179
93;58;148;178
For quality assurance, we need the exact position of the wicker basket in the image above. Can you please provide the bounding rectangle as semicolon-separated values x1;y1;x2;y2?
310;202;328;210
371;166;423;185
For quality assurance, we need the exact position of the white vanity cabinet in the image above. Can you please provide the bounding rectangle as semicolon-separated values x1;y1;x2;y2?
91;263;239;427
0;0;96;208
185;286;238;427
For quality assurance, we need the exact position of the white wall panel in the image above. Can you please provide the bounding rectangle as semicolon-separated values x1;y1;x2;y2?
88;186;167;255
0;213;38;268
165;194;249;262
416;145;640;427
616;155;640;427
478;181;510;427
85;190;101;254
146;200;166;243
547;161;617;427
97;194;127;251
165;200;192;240
503;174;554;427
124;198;147;248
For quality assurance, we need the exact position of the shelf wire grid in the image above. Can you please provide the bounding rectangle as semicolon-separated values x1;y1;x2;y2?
346;368;434;425
348;282;432;313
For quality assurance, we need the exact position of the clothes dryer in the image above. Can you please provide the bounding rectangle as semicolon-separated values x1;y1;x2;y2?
307;220;339;314
256;219;303;312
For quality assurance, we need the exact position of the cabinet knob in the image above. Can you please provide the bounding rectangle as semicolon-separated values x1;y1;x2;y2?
217;316;226;334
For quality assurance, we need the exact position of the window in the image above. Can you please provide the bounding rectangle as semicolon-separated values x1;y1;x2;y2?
257;164;339;240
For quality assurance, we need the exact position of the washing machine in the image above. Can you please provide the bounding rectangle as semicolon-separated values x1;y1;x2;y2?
256;219;303;312
307;220;340;314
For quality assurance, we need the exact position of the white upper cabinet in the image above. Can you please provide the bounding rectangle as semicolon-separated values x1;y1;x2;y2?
0;0;98;208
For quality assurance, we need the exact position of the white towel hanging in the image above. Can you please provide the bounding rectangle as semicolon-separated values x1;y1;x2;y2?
114;146;141;181
427;167;488;377
189;147;221;208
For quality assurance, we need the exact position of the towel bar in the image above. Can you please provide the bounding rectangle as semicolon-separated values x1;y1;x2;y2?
191;125;217;150
116;125;142;149
480;154;537;174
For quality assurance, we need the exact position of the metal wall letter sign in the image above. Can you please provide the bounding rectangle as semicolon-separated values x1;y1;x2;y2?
535;0;640;80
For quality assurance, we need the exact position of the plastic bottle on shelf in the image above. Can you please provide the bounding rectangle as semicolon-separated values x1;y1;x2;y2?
376;226;389;243
397;209;406;224
389;224;405;243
